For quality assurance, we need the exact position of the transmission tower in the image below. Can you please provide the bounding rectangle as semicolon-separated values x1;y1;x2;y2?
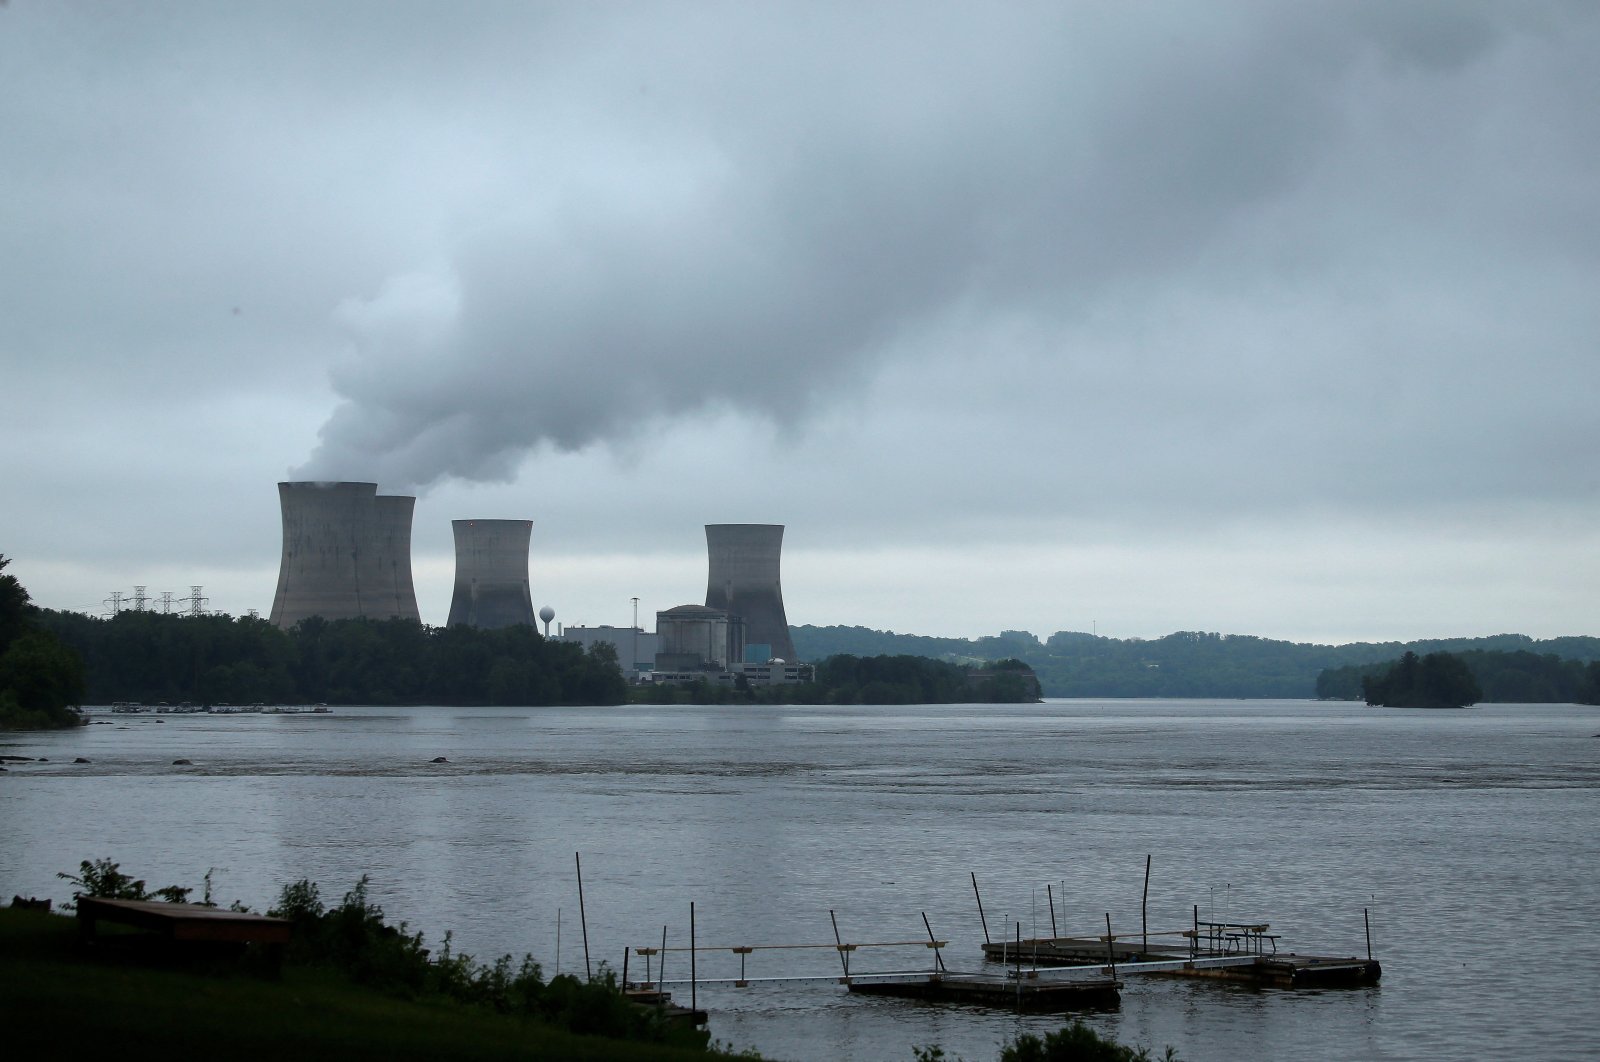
131;585;148;612
160;591;174;614
183;585;208;617
105;591;125;616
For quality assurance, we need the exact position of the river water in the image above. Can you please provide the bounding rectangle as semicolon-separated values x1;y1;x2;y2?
2;700;1596;1061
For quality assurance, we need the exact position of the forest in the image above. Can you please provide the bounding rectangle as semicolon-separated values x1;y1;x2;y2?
34;609;628;707
793;625;1600;700
1316;649;1600;704
1;556;85;728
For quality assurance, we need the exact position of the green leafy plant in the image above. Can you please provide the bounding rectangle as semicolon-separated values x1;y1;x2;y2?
55;858;191;908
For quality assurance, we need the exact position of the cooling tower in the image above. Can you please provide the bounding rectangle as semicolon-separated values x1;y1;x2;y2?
268;481;422;628
447;519;535;629
704;523;796;662
369;494;422;623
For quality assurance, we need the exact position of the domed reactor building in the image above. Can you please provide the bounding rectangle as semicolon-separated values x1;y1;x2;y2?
447;519;536;629
268;481;422;628
704;523;797;662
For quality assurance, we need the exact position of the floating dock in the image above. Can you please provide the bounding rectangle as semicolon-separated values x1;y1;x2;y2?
980;919;1381;988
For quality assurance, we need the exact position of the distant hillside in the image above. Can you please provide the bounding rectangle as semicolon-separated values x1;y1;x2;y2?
790;625;1600;699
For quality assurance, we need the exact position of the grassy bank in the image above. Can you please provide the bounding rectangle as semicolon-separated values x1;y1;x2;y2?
0;907;739;1061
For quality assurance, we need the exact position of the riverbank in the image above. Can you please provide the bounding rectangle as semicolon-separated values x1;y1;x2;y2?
0;907;745;1061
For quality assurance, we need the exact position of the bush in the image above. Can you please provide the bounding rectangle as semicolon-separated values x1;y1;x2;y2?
56;857;192;907
1000;1021;1177;1062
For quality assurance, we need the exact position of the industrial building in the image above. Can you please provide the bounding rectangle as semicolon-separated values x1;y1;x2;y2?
655;604;739;671
446;519;535;629
556;624;659;677
268;481;421;628
703;523;796;662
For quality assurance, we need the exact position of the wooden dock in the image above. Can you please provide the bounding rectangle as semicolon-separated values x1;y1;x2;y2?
618;874;1380;1020
980;922;1381;989
844;969;1120;1010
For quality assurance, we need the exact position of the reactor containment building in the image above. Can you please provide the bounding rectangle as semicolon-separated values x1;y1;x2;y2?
268;481;422;628
704;523;796;662
446;519;536;629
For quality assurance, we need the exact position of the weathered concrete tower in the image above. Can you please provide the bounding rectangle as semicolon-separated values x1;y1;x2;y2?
369;494;422;624
447;519;535;629
268;481;422;628
704;523;796;662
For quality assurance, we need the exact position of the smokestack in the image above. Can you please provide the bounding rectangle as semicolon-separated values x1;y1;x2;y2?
268;481;421;628
704;523;796;662
447;519;535;629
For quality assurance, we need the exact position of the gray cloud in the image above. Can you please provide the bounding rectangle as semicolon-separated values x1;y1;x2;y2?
283;1;1596;503
3;1;1597;637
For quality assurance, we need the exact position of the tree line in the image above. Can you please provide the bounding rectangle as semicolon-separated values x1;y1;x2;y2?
1317;649;1600;704
794;625;1600;700
1;556;86;728
34;609;628;707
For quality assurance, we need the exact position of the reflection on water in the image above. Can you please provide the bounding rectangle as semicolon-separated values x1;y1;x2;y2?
3;700;1597;1062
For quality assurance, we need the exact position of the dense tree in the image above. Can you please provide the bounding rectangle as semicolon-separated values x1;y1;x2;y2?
1361;651;1482;708
0;556;86;728
32;609;627;707
1320;649;1600;704
796;624;1600;700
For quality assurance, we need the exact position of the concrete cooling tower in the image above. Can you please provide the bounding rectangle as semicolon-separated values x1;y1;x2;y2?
447;519;535;629
704;523;796;662
268;481;422;628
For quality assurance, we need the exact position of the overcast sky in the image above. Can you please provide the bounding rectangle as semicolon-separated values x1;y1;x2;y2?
3;1;1597;646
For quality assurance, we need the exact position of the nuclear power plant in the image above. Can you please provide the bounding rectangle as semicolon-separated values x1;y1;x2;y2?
269;481;422;628
265;484;806;681
703;523;796;662
446;519;535;629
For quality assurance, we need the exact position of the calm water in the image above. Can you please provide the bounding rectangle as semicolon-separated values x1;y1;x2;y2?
3;700;1597;1061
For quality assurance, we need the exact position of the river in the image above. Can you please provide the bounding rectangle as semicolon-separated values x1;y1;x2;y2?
2;699;1596;1061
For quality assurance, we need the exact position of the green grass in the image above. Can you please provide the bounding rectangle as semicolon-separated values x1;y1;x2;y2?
0;908;741;1060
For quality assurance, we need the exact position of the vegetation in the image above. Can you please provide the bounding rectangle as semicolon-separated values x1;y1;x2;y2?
914;1020;1178;1061
0;555;86;728
19;858;740;1060
1319;649;1600;704
1356;651;1482;708
33;608;627;707
795;624;1600;700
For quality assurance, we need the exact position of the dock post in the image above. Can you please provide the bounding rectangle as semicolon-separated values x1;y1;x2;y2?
556;907;562;976
1364;907;1372;962
830;909;851;981
1015;921;1023;1012
1047;883;1059;939
1142;854;1151;954
622;947;629;989
922;911;947;973
659;926;668;1012
575;853;592;980
690;902;697;1017
1192;904;1199;960
1104;912;1116;978
972;872;991;945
